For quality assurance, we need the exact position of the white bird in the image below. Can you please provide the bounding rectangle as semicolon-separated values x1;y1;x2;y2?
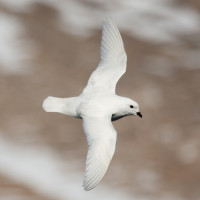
42;17;142;191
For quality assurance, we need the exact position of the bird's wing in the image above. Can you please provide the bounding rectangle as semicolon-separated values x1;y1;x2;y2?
82;17;127;95
82;116;117;191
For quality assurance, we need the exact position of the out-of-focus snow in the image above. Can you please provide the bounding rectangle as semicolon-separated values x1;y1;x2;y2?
0;1;199;199
0;0;199;76
0;0;199;75
0;13;35;74
0;0;34;11
1;0;200;42
0;135;134;200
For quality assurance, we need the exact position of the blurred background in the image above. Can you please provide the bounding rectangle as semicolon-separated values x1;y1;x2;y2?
0;0;200;199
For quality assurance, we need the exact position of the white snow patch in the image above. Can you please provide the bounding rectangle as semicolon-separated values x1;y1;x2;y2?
0;13;35;75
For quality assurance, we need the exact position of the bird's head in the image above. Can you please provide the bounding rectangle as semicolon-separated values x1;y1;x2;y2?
123;98;142;118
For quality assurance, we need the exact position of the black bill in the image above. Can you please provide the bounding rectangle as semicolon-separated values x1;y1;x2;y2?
137;112;142;118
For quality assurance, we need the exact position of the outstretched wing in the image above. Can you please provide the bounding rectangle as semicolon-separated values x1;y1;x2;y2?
82;17;127;95
82;116;117;191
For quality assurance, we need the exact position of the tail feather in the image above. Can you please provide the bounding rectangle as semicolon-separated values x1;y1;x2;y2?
42;96;80;117
42;96;66;113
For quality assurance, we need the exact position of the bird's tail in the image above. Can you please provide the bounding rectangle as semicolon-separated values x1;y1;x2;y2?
42;96;80;117
42;96;66;113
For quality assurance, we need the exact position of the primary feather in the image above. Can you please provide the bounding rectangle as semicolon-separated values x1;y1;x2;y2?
82;17;127;95
82;116;117;191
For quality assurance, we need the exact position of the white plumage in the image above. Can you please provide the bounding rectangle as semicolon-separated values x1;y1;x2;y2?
43;17;142;191
82;116;117;190
83;17;127;94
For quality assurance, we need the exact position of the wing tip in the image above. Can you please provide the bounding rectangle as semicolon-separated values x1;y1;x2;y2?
83;184;95;191
83;178;97;191
82;164;109;191
103;16;116;27
82;174;99;191
104;16;113;22
100;16;125;61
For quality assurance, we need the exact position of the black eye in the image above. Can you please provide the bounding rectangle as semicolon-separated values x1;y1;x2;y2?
130;105;134;108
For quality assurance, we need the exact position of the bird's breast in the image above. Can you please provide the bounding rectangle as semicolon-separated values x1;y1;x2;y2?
77;100;111;118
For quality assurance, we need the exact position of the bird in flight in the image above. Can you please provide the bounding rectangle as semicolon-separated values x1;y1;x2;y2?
42;17;142;191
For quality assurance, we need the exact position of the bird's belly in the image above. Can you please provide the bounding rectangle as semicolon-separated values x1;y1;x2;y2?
77;101;111;118
77;94;119;118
